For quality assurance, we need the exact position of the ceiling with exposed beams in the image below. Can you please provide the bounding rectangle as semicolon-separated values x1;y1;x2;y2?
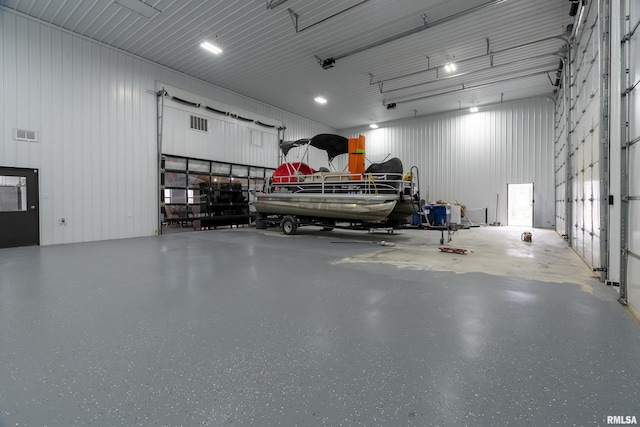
0;0;574;130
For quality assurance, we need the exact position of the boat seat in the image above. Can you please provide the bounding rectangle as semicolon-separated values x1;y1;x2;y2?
304;172;352;182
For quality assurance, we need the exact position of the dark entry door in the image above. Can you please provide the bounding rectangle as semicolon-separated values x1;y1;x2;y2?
0;167;39;248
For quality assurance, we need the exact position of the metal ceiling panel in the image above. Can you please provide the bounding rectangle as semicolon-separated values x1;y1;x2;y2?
0;0;571;129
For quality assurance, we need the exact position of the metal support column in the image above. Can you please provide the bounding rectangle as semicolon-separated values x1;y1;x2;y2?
564;49;573;246
156;88;167;236
598;0;611;281
619;0;630;303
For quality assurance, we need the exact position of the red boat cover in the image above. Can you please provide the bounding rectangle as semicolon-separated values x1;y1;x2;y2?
271;162;315;183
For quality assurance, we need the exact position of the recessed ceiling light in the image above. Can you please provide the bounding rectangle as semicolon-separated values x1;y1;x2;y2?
444;62;456;72
200;41;222;55
469;106;479;113
314;96;327;104
369;123;379;129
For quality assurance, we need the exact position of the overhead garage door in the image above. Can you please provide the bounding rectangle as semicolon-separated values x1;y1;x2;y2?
556;1;607;273
569;1;604;271
622;0;640;314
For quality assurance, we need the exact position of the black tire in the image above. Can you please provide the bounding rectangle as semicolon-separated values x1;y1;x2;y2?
321;220;335;231
281;216;298;235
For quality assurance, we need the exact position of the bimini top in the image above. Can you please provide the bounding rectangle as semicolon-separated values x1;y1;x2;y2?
280;134;349;162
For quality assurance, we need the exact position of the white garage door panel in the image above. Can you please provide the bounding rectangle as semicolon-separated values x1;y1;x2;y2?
592;235;601;269
629;198;640;254
628;195;640;316
565;1;602;270
628;256;640;318
630;143;640;197
625;0;639;315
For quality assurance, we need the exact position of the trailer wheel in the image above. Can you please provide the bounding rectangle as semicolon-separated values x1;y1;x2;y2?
281;216;298;235
321;221;335;231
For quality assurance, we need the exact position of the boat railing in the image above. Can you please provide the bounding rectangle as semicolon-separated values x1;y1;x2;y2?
269;171;408;195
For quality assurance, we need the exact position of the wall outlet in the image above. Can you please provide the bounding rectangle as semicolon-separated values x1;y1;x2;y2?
59;217;67;225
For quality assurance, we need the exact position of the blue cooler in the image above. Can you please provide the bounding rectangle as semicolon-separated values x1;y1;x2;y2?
412;212;421;225
423;204;435;225
432;204;451;226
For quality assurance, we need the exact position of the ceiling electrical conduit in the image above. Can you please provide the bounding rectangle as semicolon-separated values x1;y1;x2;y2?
317;0;510;64
288;0;369;33
370;35;569;87
378;51;563;94
384;68;558;106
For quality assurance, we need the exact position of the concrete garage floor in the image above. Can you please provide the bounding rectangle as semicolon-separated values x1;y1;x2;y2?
0;225;639;426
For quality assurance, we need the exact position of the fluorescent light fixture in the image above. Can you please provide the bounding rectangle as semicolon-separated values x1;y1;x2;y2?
573;1;586;38
369;123;379;129
469;106;479;113
314;96;327;104
201;41;222;55
444;62;456;73
114;0;161;19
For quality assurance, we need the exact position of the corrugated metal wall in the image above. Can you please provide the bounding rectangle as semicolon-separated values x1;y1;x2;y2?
554;1;604;270
0;10;334;245
342;97;555;228
161;101;280;168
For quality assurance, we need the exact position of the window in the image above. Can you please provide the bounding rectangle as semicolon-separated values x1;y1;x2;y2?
0;176;27;211
250;167;264;178
231;165;248;178
161;154;267;228
164;156;187;171
164;172;187;187
164;189;186;204
211;162;231;175
188;159;210;173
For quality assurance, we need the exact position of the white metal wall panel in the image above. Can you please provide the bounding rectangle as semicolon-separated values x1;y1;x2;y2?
625;0;640;316
0;10;334;245
342;97;554;228
161;101;280;168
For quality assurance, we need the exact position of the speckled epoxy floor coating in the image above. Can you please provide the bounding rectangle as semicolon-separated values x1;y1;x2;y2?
0;227;639;426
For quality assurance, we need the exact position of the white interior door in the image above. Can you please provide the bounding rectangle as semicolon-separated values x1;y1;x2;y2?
507;183;533;227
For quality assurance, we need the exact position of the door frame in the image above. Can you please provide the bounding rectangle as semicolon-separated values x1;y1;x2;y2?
507;182;534;227
0;166;40;248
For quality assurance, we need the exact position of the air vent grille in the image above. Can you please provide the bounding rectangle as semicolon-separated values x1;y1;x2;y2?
190;116;208;132
14;129;38;142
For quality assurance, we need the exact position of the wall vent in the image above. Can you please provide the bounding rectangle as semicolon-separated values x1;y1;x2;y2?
14;129;38;142
189;115;208;132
